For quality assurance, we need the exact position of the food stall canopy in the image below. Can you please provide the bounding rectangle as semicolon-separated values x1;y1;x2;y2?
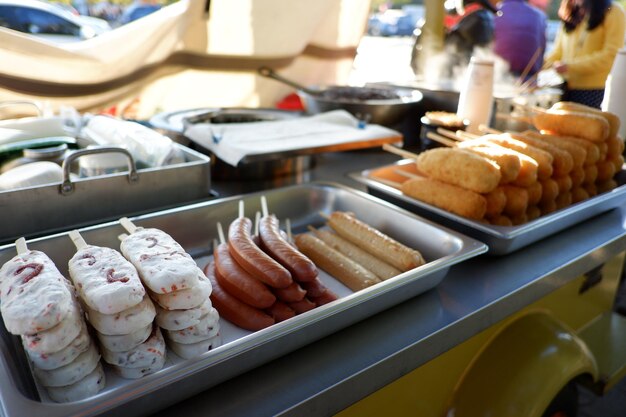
0;0;371;119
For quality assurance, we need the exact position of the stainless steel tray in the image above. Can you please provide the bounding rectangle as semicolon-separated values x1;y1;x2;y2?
0;143;211;244
351;160;626;255
0;182;486;417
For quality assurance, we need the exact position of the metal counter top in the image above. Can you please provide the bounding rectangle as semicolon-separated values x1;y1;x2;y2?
154;149;626;416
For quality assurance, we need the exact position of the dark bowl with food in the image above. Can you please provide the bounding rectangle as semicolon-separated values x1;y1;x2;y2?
298;86;423;127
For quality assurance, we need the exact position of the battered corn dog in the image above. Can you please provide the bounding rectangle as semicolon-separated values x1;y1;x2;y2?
526;205;542;221
508;133;573;176
484;187;507;217
532;109;609;142
551;102;621;139
554;175;573;194
610;155;624;172
571;187;590;203
539;178;559;204
570;167;585;187
583;164;598;185
521;131;587;168
487;215;513;226
538;132;601;165
526;181;543;206
457;144;522;184
607;135;624;157
400;175;487;220
596;160;616;182
415;148;501;194
556;192;572;210
597;180;618;193
540;199;558;215
500;185;528;217
474;134;554;180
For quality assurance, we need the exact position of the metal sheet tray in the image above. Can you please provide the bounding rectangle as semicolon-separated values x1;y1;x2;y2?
0;182;486;417
0;143;211;244
351;160;626;255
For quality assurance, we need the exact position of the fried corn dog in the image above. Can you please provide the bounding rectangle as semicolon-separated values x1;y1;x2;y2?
294;234;380;291
571;187;590;203
551;101;621;139
484;187;507;217
487;214;513;226
539;178;559;204
607;135;624;158
508;133;573;176
596;160;617;182
326;211;425;271
583;164;598;185
521;131;587;168
570;167;586;187
500;185;528;217
532;109;609;142
526;181;543;206
415;147;501;193
400;175;487;220
554;175;573;194
526;205;542;221
458;144;522;184
475;134;554;180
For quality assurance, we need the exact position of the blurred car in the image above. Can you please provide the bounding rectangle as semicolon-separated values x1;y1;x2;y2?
0;0;110;42
117;3;162;25
367;6;424;37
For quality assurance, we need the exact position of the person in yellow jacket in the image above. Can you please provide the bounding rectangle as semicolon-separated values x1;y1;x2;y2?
544;0;625;108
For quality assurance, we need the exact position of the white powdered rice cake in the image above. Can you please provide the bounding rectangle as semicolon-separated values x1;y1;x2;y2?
109;327;166;379
155;298;212;331
164;308;219;345
96;322;152;352
68;245;145;315
21;298;83;355
101;324;166;369
85;295;155;336
24;319;90;370
0;250;72;335
46;362;106;403
150;269;211;310
120;228;200;294
168;333;222;360
33;342;100;387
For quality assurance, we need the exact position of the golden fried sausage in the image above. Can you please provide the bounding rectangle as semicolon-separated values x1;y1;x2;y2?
501;185;529;217
484;187;507;217
477;134;554;180
310;228;401;280
459;144;522;184
598;141;608;161
415;148;501;193
570;167;586;187
597;180;618;194
571;187;590;203
583;164;598;185
510;133;574;176
521;131;587;168
555;192;572;210
554;175;573;194
294;234;380;291
610;155;624;172
510;212;529;226
526;181;543;206
551;101;621;138
539;199;558;215
596;160;616;182
539;178;559;204
540;131;600;164
607;136;624;158
526;205;542;221
400;175;487;220
584;182;598;197
487;215;513;226
327;211;425;271
533;109;609;142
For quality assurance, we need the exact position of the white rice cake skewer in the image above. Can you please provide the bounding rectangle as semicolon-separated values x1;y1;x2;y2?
21;298;84;355
96;322;152;352
85;295;155;336
68;230;145;315
46;363;106;403
23;320;91;370
0;242;73;335
119;222;200;294
101;324;166;369
164;308;219;345
155;298;212;331
149;269;211;310
109;327;166;379
33;342;100;388
168;334;222;360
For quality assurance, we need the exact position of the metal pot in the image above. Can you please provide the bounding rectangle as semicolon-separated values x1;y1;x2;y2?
257;67;423;126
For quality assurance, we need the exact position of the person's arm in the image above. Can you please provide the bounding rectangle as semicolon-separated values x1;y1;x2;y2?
565;5;626;75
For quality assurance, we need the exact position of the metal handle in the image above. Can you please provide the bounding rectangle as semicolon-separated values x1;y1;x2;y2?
257;66;320;96
60;146;139;195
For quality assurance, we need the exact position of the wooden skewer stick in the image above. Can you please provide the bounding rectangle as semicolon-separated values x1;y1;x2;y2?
119;217;140;234
426;131;459;147
285;218;293;242
518;72;540;95
515;47;543;87
238;200;245;219
216;222;226;245
455;130;479;141
436;127;465;141
68;230;88;250
118;233;129;242
260;195;269;217
382;143;420;160
15;237;28;255
254;211;261;236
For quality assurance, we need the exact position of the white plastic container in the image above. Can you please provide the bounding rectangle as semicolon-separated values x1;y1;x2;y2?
457;57;494;134
0;161;63;191
603;48;626;139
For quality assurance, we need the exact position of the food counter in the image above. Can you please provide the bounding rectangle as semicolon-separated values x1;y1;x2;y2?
144;149;626;417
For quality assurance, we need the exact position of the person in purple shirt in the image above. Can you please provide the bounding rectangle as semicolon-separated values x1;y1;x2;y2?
494;0;547;78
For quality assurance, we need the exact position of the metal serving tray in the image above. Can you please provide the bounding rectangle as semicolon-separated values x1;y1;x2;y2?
351;159;626;255
0;143;211;244
0;182;485;417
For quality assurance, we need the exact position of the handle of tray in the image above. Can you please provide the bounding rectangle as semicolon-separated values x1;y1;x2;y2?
59;146;139;196
0;100;44;117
